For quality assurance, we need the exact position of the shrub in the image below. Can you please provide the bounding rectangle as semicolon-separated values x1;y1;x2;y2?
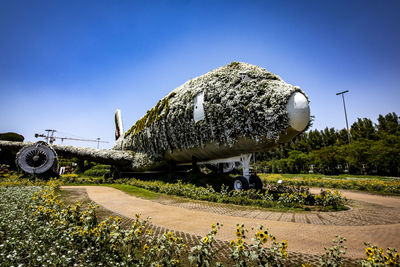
0;132;24;142
320;235;347;267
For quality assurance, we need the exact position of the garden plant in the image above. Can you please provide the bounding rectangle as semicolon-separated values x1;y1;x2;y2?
0;176;399;266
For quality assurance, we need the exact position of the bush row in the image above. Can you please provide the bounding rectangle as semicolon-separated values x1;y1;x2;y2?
115;178;347;210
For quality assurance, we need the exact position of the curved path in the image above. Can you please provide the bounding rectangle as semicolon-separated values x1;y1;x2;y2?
62;186;400;259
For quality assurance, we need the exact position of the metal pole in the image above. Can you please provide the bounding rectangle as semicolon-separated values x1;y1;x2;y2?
336;90;350;143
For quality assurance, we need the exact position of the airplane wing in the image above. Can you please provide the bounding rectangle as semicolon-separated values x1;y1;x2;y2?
0;140;134;165
0;140;138;175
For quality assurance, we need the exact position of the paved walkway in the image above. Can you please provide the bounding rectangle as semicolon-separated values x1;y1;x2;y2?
62;186;400;259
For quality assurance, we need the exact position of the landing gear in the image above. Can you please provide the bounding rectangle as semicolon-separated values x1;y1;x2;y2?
250;174;263;190
233;154;263;191
233;176;249;191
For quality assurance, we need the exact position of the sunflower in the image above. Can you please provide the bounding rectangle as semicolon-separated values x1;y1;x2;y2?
281;240;288;250
235;228;242;237
143;245;149;252
256;230;263;238
203;236;209;244
261;235;268;244
229;240;236;248
236;238;244;245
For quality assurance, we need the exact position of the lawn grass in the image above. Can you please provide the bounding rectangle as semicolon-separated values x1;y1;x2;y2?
104;184;161;200
63;182;161;200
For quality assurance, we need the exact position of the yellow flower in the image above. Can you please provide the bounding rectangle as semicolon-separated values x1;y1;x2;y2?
211;223;216;229
281;240;288;249
115;216;122;223
365;247;373;256
143;245;149;252
238;245;244;250
256;230;263;238
146;229;153;235
112;241;119;249
236;238;244;245
261;235;268;244
203;236;209;244
386;259;395;266
235;228;242;237
229;240;236;248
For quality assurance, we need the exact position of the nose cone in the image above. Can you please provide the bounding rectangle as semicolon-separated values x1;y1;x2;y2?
286;92;310;132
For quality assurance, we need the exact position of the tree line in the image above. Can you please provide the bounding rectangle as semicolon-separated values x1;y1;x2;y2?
256;112;400;176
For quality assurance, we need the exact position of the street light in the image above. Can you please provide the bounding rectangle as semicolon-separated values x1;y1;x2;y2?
336;90;350;143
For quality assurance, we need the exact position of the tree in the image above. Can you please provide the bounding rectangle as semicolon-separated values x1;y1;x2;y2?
286;150;309;173
350;118;377;140
377;112;400;135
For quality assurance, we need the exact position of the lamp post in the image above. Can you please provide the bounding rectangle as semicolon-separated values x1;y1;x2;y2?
336;90;350;143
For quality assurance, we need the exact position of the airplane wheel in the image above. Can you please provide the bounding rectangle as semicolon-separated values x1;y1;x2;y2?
16;141;58;175
233;176;249;191
250;174;263;190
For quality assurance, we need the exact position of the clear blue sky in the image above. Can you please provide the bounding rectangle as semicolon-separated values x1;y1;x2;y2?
1;0;399;149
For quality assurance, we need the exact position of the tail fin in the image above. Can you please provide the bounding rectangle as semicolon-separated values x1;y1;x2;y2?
115;109;124;140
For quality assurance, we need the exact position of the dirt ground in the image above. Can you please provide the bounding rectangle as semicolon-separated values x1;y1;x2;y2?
61;186;400;263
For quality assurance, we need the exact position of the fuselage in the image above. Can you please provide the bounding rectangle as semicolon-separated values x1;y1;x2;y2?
113;62;310;171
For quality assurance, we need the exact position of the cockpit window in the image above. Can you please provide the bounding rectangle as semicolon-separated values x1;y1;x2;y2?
193;92;205;123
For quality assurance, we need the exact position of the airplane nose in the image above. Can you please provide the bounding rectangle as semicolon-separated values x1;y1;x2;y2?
286;92;310;132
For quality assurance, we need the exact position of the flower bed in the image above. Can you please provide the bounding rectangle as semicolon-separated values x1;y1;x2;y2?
0;182;398;266
114;178;347;211
0;182;292;266
260;174;400;195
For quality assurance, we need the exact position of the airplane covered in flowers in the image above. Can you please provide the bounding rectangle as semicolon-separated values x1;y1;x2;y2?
0;62;310;190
